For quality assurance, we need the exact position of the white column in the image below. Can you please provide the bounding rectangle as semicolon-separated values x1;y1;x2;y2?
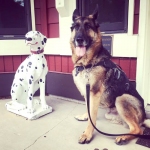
30;0;36;31
136;0;150;105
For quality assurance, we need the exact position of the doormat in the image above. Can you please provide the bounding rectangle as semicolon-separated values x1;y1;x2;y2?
136;127;150;148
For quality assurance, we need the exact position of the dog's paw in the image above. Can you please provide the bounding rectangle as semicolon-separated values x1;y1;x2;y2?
35;99;41;105
75;113;88;121
78;132;92;144
42;104;49;110
115;136;129;145
7;101;27;111
27;108;35;113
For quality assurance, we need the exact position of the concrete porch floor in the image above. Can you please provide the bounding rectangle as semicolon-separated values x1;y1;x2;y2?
0;95;149;150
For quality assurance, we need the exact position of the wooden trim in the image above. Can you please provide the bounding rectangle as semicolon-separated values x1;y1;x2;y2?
4;56;14;72
13;56;22;72
0;56;4;72
0;72;83;101
0;55;137;80
134;0;140;14
40;0;48;37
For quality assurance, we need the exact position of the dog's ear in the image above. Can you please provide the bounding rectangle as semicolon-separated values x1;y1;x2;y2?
91;4;99;20
72;9;80;22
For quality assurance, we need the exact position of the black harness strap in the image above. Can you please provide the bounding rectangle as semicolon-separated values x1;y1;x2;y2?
75;58;149;139
75;58;121;76
75;61;104;76
76;58;144;105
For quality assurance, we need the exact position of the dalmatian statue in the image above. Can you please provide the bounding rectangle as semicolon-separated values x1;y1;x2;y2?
6;31;52;116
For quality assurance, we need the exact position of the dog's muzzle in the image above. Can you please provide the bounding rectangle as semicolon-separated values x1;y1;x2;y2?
26;37;32;41
76;37;84;46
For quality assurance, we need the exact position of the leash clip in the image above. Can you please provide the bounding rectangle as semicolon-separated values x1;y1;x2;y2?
75;67;80;76
85;68;90;83
85;73;89;83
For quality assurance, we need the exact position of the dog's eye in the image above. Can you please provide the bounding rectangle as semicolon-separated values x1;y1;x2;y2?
85;24;91;30
70;23;80;31
74;24;80;30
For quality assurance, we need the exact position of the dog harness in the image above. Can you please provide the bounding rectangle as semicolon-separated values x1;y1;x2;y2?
75;58;121;75
75;58;145;106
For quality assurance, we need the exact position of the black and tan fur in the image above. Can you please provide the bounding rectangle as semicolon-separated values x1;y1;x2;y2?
70;7;150;145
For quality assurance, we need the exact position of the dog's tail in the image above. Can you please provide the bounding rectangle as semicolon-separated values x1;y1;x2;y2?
143;119;150;128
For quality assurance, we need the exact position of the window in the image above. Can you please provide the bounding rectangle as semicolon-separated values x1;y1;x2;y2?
0;0;32;39
76;0;128;33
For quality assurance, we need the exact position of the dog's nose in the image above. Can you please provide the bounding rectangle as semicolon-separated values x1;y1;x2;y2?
26;38;32;41
76;38;84;44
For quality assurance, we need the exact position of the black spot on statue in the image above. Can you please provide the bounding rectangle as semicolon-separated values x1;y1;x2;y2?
38;47;40;49
30;93;32;96
18;70;19;73
26;69;28;72
22;70;23;72
44;38;47;43
29;79;32;84
31;75;33;79
13;83;15;87
21;66;24;69
28;62;32;65
35;67;37;69
20;84;22;86
16;85;17;87
20;78;24;81
16;98;17;100
38;81;39;84
42;56;43;58
25;90;26;92
29;97;32;100
42;41;44;45
42;64;45;68
40;79;42;82
12;90;14;93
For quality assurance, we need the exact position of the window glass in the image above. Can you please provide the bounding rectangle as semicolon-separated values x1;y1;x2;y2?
0;0;31;39
77;0;128;33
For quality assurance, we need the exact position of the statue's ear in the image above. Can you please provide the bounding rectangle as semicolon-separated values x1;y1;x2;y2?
43;37;47;43
72;9;80;22
41;34;47;47
91;4;99;20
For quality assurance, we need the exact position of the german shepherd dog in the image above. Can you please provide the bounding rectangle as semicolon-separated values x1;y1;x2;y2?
70;7;150;145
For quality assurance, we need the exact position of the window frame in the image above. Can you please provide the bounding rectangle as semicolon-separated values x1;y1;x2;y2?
76;0;129;34
0;0;32;40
